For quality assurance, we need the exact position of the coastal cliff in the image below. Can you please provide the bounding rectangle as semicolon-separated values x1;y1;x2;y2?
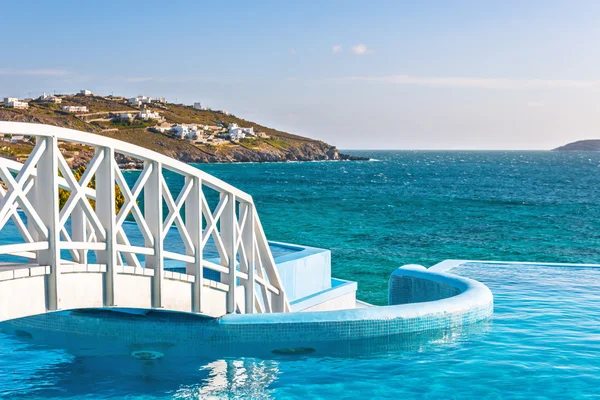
0;94;363;167
553;140;600;151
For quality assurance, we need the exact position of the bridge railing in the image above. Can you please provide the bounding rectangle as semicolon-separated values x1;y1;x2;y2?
0;122;290;315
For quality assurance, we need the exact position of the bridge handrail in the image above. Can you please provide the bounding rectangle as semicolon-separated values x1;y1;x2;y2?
0;121;289;316
0;122;251;202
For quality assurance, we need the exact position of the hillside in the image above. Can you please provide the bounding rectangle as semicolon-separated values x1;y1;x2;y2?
553;140;600;151
0;94;361;167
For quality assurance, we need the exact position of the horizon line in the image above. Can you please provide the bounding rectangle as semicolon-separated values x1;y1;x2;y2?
339;148;560;151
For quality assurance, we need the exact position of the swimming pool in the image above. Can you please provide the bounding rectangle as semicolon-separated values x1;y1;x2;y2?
0;261;597;398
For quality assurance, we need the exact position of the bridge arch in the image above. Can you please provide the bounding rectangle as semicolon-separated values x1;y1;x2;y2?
0;121;289;322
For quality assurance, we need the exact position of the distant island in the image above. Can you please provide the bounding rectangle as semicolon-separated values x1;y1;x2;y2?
553;140;600;151
1;91;365;168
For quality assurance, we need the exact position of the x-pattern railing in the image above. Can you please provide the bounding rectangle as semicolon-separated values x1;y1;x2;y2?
0;122;290;316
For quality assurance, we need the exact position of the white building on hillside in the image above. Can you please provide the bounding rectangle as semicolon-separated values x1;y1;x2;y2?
80;89;92;96
62;105;88;113
153;97;167;104
138;109;161;120
229;130;245;141
129;95;152;106
171;124;198;140
227;123;254;141
39;93;62;103
4;98;29;109
128;97;141;107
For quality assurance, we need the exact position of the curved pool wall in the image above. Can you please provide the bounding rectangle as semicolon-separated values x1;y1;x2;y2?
389;265;462;304
1;264;493;356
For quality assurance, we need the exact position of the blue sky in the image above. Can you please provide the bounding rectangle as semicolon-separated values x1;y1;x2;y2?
2;0;600;149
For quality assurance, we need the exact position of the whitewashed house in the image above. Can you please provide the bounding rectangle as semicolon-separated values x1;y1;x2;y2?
128;97;142;106
171;124;198;140
230;131;245;141
39;93;62;103
128;96;152;106
227;123;254;141
4;98;29;109
62;106;88;113
80;89;92;96
138;109;161;120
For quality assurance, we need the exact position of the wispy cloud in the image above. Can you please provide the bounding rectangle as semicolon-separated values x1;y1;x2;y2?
0;68;69;76
332;45;342;54
341;74;600;89
289;48;297;55
351;44;369;55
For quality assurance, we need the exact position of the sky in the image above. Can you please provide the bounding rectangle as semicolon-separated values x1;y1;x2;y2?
2;0;600;150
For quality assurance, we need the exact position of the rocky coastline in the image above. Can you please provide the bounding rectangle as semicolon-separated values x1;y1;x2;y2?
115;143;366;170
0;97;368;168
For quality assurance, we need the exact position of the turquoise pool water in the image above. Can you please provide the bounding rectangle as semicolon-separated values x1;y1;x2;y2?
1;262;599;398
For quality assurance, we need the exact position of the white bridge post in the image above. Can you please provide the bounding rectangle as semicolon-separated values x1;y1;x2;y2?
241;202;255;314
35;136;61;311
221;192;237;313
95;146;117;306
145;160;163;308
185;176;203;313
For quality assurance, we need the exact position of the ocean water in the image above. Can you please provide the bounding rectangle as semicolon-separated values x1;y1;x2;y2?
1;150;600;398
195;150;600;305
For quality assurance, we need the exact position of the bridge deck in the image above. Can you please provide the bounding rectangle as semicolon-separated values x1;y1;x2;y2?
0;262;50;280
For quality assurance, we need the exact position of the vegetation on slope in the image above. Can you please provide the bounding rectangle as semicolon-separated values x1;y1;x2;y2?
0;94;357;166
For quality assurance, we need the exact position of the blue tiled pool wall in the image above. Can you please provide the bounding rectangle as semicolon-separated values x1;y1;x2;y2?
2;266;493;353
0;308;493;358
3;299;493;356
389;275;461;305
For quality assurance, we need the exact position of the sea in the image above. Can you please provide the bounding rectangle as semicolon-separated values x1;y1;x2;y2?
194;150;600;305
2;150;600;398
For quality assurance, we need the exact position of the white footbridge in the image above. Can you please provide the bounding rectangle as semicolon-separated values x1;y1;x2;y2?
0;122;290;322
